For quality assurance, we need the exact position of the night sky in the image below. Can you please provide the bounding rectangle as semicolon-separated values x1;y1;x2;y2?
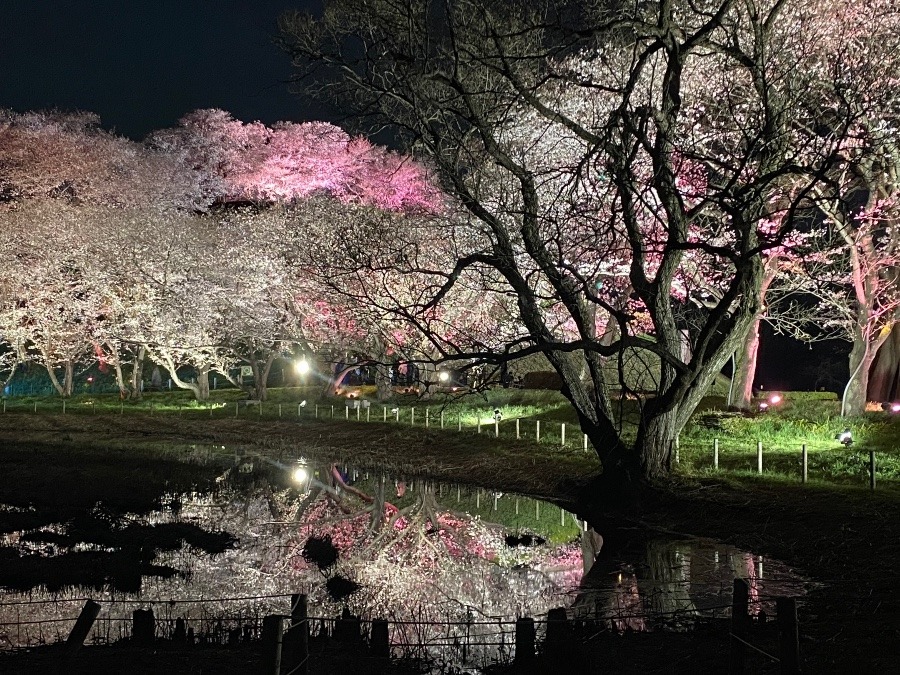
0;1;322;140
0;1;846;391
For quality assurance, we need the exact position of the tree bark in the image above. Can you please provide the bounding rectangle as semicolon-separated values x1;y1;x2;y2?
732;318;761;410
869;329;900;402
843;338;876;417
129;346;146;400
635;409;679;482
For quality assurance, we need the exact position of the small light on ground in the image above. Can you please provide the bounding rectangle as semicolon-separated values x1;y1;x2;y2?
438;371;449;382
294;359;310;375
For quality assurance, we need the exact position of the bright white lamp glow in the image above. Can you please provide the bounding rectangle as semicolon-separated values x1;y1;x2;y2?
294;359;310;375
292;466;309;483
438;371;450;383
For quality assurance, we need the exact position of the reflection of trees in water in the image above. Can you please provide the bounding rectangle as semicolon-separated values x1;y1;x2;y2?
643;540;697;626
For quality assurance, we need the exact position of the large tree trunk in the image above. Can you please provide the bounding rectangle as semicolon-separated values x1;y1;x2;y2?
732;318;761;410
843;338;876;417
635;409;679;482
869;329;900;402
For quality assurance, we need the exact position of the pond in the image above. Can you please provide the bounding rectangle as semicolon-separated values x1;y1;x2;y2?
0;446;808;669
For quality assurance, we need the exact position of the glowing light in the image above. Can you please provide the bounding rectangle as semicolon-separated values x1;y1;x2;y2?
438;371;450;382
294;359;310;375
758;402;769;411
836;428;853;447
891;403;900;413
769;394;782;404
292;466;309;484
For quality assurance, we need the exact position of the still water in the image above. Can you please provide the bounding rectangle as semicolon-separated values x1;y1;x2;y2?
0;452;807;667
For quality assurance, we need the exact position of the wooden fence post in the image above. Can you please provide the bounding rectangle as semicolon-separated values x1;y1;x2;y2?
543;607;570;657
65;600;101;655
370;618;390;659
776;597;800;675
514;617;536;664
801;445;808;484
282;594;308;675
730;578;750;675
132;608;155;644
261;614;284;675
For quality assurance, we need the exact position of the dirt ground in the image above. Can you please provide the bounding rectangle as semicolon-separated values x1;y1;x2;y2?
0;413;897;673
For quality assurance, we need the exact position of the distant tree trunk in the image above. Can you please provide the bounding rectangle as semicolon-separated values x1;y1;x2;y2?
44;356;74;397
732;266;776;409
843;330;879;417
732;319;761;409
153;350;211;401
129;346;146;400
250;352;277;401
869;329;900;402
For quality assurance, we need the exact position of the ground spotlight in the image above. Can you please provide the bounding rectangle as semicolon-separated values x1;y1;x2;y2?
294;359;310;375
438;371;450;383
835;427;853;447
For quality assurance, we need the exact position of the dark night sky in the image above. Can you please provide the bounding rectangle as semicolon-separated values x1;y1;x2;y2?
0;1;847;391
0;1;323;140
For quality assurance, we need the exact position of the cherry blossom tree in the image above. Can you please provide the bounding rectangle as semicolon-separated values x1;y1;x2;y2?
279;0;854;484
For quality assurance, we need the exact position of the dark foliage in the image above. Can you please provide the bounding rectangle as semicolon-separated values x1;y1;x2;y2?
301;535;339;570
